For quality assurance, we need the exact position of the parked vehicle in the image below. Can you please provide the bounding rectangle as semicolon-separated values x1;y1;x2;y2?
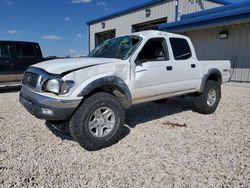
19;31;231;150
0;41;52;86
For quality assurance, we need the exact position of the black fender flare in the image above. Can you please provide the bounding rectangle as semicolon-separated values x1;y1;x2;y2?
78;76;132;108
199;69;222;93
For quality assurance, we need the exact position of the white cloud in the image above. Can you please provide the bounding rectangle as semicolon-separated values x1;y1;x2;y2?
68;49;78;57
5;0;13;6
67;49;87;57
64;17;70;21
7;30;19;34
76;33;83;38
72;0;92;4
97;1;106;6
68;49;77;54
42;35;62;40
96;1;108;11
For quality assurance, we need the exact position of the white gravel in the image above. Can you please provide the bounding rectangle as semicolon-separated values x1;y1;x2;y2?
0;84;249;187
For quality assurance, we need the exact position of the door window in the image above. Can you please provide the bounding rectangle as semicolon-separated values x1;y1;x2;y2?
0;45;10;58
170;38;192;60
16;44;36;58
136;38;169;63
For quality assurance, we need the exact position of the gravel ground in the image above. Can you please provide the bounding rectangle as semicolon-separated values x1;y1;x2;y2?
0;85;249;187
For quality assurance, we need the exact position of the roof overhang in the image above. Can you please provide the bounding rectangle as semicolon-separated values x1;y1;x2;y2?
160;1;250;32
209;0;234;5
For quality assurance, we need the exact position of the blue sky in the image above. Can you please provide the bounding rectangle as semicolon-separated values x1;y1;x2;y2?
0;0;242;57
0;0;152;57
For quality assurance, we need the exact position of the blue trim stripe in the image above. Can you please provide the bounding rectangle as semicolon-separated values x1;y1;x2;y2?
160;2;250;32
161;13;250;32
181;0;250;20
86;0;231;25
209;0;234;5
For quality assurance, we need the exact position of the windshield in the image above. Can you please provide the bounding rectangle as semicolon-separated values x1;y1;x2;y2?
88;35;142;60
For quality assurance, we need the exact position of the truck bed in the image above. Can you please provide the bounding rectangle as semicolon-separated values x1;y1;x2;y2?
200;60;231;83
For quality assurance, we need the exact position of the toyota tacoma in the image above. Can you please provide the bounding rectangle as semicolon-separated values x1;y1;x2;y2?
19;31;231;150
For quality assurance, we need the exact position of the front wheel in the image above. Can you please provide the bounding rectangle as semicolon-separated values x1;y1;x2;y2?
194;80;221;114
69;92;125;151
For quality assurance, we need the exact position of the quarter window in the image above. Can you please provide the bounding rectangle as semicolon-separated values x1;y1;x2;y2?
170;38;192;60
0;45;10;58
16;44;36;58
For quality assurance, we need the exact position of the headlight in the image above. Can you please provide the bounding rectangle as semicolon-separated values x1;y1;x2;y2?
44;79;60;94
44;79;74;95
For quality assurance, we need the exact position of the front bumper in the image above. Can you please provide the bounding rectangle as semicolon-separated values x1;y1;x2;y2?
19;86;81;121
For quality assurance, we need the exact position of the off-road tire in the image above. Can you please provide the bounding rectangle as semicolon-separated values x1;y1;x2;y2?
69;92;125;151
194;80;221;114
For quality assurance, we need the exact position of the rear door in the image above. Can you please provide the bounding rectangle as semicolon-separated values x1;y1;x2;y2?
14;43;42;81
169;37;200;91
0;42;16;83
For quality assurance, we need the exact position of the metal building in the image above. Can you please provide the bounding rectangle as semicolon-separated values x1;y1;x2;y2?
87;0;250;82
87;0;225;51
160;1;250;82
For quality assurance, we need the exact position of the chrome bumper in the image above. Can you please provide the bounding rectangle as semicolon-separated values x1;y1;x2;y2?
19;86;81;121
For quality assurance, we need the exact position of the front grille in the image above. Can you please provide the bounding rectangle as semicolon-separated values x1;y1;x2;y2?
22;72;39;88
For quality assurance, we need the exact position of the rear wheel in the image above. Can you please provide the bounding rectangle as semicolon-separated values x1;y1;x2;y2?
194;80;221;114
69;92;125;151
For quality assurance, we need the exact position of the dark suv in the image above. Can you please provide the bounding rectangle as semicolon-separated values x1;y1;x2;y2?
0;41;44;86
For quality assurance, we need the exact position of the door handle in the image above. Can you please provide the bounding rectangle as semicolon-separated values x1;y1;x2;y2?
166;66;173;71
191;64;196;68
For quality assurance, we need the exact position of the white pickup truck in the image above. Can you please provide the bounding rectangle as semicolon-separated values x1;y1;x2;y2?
19;31;231;150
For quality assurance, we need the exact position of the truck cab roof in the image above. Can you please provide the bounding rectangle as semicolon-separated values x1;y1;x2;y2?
131;30;188;39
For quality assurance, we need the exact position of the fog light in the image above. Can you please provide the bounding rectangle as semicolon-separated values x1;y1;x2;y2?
41;108;54;116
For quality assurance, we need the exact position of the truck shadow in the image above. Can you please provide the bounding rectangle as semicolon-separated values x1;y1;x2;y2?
125;97;194;128
45;97;194;143
45;121;73;141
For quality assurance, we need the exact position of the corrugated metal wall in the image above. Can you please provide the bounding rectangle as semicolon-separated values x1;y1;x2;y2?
179;0;222;16
89;0;176;50
186;23;250;82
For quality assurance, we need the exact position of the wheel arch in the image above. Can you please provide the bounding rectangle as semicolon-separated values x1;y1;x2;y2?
199;69;222;93
78;76;132;108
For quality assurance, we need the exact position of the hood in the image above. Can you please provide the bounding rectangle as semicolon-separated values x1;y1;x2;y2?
32;57;121;75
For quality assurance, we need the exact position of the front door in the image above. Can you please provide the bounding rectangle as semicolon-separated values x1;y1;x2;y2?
0;43;16;83
132;37;174;100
